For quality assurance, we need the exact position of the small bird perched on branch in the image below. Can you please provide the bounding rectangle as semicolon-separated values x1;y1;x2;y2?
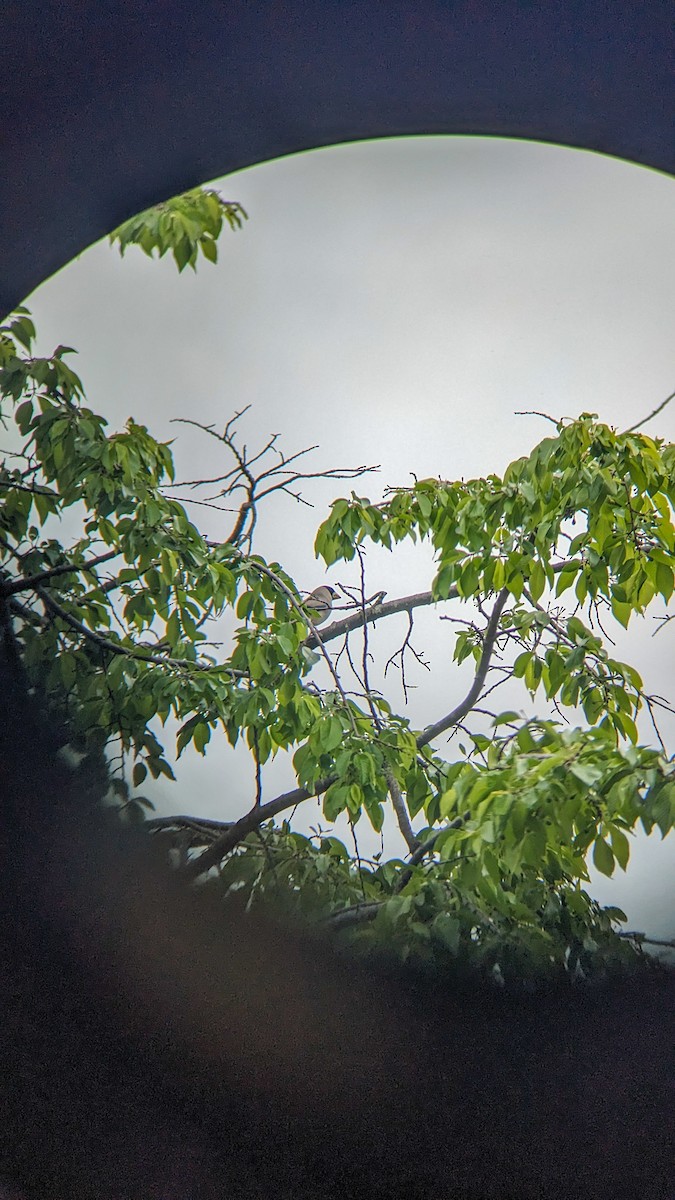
303;585;339;627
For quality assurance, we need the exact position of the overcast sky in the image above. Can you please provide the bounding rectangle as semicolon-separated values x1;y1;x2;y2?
27;136;675;944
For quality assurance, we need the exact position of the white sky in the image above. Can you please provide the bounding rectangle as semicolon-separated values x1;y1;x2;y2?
26;136;675;946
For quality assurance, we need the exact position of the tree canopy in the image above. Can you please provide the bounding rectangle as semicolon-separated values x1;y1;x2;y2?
1;187;674;989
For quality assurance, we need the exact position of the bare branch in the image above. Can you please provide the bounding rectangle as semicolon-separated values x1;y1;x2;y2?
146;815;236;854
652;612;675;637
163;493;238;514
384;608;430;704
145;814;235;835
180;777;334;881
307;561;577;650
172;412;261;547
417;588;509;750
168;413;378;551
643;694;668;755
514;410;561;426
625;390;675;434
305;589;445;647
385;765;419;853
393;811;470;893
255;461;380;502
322;901;382;930
618;932;675;949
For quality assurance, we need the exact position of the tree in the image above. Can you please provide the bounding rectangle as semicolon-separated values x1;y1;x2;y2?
1;187;674;989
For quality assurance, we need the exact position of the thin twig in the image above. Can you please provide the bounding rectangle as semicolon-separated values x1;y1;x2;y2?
169;413;378;551
514;410;561;426
625;390;675;433
251;727;263;807
384;609;430;704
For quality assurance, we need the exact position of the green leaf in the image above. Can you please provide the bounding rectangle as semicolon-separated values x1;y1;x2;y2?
603;905;628;923
193;721;211;755
513;651;532;679
322;716;344;752
132;761;148;787
611;599;631;629
15;399;34;433
348;783;364;815
201;237;218;263
529;560;546;602
655;562;674;602
609;827;630;871
324;783;349;822
492;711;521;727
555;566;578;596
569;762;604;787
364;797;385;832
592;837;615;877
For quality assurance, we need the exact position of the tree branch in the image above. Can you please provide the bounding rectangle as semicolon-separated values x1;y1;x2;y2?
385;765;419;853
514;410;561;426
145;814;235;835
393;811;471;893
169;413;379;551
180;777;334;881
618;931;675;949
625;390;674;433
35;585;228;671
305;590;448;647
307;561;576;650
384;608;430;703
322;901;382;931
0;549;118;597
417;588;510;749
0;478;57;496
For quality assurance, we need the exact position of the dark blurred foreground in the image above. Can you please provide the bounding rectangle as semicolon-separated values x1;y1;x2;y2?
1;657;673;1200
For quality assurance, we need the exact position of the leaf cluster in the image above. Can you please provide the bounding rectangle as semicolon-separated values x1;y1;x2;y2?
109;187;247;272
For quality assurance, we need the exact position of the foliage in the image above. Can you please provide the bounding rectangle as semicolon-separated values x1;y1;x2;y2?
109;187;247;272
1;186;674;988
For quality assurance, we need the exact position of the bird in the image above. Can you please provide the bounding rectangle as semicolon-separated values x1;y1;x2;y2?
302;585;339;628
